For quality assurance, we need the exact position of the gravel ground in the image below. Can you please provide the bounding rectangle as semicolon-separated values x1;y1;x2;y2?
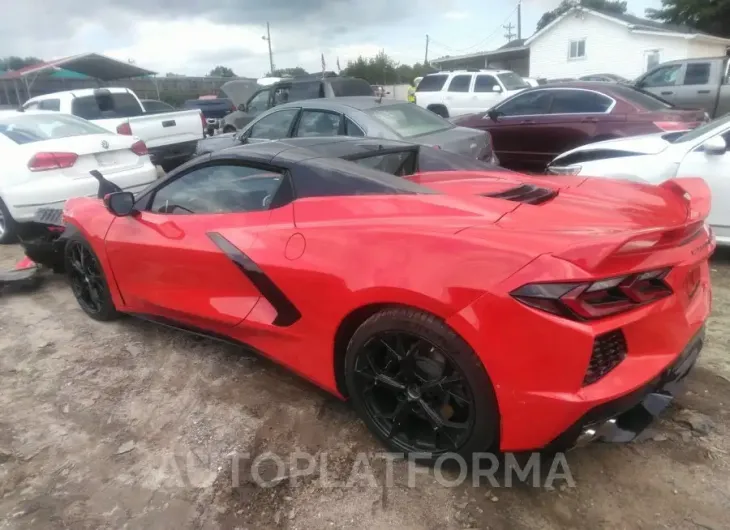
1;243;729;530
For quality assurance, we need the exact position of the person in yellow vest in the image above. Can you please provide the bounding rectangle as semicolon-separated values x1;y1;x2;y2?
407;78;418;103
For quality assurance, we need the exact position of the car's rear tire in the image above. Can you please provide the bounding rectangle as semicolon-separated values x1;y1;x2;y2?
223;125;237;133
0;198;18;244
427;105;449;118
64;233;120;321
344;307;499;461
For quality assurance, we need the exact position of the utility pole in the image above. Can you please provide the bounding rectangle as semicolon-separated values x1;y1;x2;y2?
262;22;274;75
503;22;516;42
517;0;522;40
425;34;430;65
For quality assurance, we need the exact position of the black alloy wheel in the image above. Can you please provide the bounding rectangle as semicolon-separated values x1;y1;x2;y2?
65;236;119;321
345;308;499;459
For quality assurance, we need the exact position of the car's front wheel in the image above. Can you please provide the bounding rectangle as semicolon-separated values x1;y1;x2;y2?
64;234;120;321
345;307;499;460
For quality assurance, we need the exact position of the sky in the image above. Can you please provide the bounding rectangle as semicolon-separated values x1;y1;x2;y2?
0;0;663;78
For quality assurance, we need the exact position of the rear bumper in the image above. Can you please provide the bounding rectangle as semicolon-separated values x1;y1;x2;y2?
148;140;198;166
546;326;704;450
5;166;157;222
446;253;712;452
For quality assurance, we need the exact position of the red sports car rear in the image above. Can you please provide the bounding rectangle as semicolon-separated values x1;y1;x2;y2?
50;138;713;459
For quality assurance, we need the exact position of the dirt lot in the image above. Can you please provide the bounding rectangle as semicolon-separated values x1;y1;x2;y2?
1;244;729;530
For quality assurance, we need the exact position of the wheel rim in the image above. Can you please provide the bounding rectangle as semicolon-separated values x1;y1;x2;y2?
67;241;105;314
352;331;476;454
0;209;5;237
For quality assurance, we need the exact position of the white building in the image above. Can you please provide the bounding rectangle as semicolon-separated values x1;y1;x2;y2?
431;7;730;81
526;7;730;80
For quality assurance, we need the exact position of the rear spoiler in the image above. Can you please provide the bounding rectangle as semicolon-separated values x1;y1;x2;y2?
555;177;714;272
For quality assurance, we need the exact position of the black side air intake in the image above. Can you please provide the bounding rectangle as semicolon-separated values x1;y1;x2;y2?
482;184;558;205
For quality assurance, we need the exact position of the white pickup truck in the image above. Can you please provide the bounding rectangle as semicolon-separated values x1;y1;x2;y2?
22;87;205;169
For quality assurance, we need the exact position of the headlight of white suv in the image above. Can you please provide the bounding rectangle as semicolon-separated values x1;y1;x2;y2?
546;165;581;175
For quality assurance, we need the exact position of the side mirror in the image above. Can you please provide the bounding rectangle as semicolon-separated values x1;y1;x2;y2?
237;103;246;112
487;109;500;121
492;85;503;93
103;192;136;217
702;135;726;155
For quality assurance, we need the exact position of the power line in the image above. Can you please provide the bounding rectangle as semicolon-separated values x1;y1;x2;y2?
428;3;520;54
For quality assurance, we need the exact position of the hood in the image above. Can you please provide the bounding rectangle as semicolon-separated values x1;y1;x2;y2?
553;132;674;163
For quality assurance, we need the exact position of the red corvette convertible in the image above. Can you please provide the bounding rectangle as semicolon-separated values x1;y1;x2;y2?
50;137;713;458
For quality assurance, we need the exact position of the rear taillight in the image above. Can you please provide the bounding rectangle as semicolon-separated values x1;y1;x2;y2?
230;103;236;112
653;121;687;132
511;268;673;320
116;122;132;135
130;140;148;156
28;152;78;172
200;111;207;130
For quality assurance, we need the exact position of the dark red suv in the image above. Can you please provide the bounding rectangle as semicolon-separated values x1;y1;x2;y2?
452;82;707;172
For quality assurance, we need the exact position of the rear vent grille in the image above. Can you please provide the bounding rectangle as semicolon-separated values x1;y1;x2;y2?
583;330;627;386
482;184;558;205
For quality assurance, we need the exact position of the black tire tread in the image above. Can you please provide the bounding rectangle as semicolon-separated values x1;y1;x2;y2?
64;232;121;322
0;198;18;245
345;306;499;459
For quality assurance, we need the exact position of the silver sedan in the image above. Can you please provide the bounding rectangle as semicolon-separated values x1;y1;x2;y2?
196;97;496;163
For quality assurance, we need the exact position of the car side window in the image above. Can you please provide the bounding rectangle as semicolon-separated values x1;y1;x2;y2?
550;90;613;113
148;164;285;215
641;64;681;88
248;109;299;140
23;101;40;110
683;63;711;86
447;75;472;93
345;118;365;137
38;99;60;111
247;90;271;113
474;75;499;92
296;110;342;137
496;91;552;116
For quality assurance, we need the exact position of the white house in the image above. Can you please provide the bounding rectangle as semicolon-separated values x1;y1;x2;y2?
526;7;730;80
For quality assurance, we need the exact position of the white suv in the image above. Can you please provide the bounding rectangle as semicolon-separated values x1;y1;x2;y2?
415;69;529;118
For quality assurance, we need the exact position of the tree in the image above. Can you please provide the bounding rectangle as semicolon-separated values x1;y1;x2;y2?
536;0;627;31
341;51;436;84
268;67;309;77
208;66;236;78
0;56;43;71
646;0;730;39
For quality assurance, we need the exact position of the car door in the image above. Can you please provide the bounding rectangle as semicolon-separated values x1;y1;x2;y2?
675;128;730;239
293;109;344;137
472;74;503;112
673;60;716;114
443;74;474;117
485;89;553;172
104;161;295;329
543;89;622;159
635;63;684;104
243;108;301;144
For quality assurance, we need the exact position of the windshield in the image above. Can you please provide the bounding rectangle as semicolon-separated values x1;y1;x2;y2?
498;72;529;90
0;113;109;144
367;103;452;138
329;78;374;97
672;114;730;143
610;85;675;111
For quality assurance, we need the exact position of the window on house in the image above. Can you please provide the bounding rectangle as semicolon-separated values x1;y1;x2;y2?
569;39;586;60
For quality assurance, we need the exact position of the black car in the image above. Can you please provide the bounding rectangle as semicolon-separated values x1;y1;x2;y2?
219;73;374;132
183;98;237;135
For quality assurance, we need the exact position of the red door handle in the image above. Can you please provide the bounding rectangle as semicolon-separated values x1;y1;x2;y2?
582;117;599;123
521;119;536;124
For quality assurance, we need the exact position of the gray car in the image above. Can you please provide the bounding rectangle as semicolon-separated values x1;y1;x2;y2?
197;97;496;162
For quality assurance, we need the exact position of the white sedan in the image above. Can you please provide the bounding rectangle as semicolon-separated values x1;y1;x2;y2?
0;111;158;243
548;114;730;246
